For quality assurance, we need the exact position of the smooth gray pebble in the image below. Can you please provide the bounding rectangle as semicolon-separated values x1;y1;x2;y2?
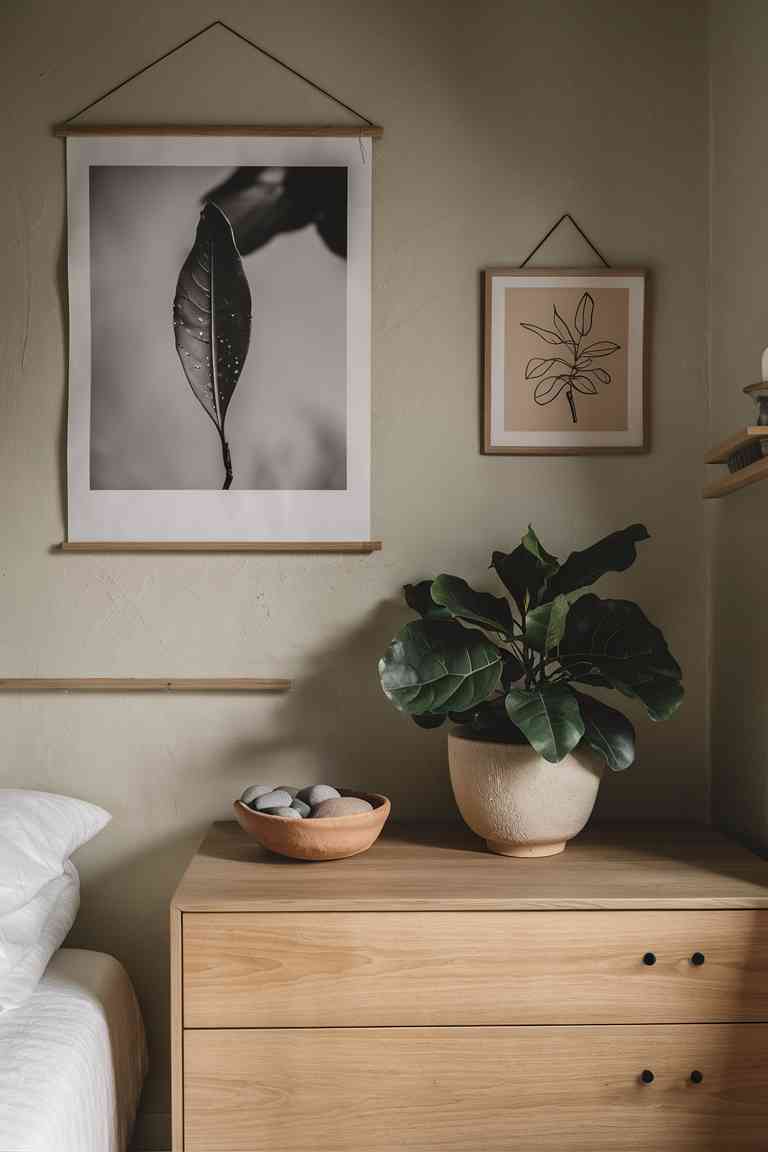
312;797;374;819
290;798;311;817
252;789;293;811
297;784;341;805
240;783;274;804
263;806;301;819
277;785;300;798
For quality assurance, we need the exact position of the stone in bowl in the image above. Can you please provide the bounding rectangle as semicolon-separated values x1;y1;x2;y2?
296;784;340;806
312;796;373;818
233;789;390;861
250;789;293;811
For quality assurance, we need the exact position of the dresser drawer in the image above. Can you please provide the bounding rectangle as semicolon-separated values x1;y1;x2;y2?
182;910;768;1027
184;1023;768;1151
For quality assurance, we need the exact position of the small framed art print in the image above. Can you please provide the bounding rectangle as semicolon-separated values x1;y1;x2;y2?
483;268;647;454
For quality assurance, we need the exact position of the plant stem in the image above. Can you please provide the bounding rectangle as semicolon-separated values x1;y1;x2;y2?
566;328;582;425
219;431;233;490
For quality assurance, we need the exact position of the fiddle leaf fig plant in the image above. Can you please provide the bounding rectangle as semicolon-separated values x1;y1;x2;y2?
378;524;683;771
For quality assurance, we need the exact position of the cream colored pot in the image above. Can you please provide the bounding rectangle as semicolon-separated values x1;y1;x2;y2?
447;729;603;857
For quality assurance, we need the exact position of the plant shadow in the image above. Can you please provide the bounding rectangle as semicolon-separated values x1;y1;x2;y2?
219;600;461;824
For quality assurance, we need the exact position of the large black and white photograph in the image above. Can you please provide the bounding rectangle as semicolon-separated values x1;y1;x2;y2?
66;136;371;541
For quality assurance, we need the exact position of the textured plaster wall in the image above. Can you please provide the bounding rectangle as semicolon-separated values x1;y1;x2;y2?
0;1;709;1143
709;1;768;850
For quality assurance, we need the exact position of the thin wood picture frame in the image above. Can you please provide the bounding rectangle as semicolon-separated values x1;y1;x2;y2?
483;267;648;455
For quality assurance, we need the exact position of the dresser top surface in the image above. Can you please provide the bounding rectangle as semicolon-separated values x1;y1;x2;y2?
171;821;768;912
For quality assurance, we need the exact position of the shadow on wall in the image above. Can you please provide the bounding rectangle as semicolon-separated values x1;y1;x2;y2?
66;597;464;1131
56;226;68;531
68;828;199;1131
221;599;459;821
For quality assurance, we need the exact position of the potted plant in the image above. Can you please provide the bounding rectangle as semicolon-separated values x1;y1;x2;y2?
378;524;683;857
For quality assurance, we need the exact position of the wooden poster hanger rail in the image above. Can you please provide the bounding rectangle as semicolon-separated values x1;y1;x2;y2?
53;19;383;138
57;541;383;554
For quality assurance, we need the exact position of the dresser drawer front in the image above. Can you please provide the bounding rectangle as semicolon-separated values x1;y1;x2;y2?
183;910;768;1027
184;1024;768;1152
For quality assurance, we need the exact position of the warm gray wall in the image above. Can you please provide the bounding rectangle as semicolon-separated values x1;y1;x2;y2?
0;2;709;1145
709;1;768;850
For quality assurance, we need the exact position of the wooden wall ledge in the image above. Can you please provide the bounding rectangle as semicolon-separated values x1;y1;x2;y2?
0;678;291;693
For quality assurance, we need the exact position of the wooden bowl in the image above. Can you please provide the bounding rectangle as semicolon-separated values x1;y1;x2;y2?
233;790;391;861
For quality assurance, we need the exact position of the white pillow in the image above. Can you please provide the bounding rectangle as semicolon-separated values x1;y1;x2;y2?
0;862;80;1011
0;791;110;918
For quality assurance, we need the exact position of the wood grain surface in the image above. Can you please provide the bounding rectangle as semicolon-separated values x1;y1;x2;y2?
0;678;291;692
182;909;768;1028
184;1024;768;1151
172;822;768;912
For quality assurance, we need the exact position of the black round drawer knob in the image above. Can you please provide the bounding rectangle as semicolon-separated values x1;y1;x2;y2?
640;1069;655;1084
642;952;657;966
691;952;706;966
690;1070;704;1084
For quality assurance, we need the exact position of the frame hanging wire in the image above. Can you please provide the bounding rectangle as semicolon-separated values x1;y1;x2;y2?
59;19;377;131
519;213;611;268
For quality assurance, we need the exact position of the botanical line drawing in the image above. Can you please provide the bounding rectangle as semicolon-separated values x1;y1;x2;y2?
521;292;620;424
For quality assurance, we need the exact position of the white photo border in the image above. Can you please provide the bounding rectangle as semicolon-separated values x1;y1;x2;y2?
66;135;372;542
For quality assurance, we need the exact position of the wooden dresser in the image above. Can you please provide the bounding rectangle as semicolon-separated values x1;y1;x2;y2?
171;821;768;1152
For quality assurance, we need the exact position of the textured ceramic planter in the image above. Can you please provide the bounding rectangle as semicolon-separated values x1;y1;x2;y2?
447;730;603;857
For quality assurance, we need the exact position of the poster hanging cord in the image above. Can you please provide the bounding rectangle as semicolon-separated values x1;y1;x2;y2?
61;19;376;127
519;213;611;268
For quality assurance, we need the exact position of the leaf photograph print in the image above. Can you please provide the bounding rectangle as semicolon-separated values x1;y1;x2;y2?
521;292;620;424
173;203;251;489
88;164;348;491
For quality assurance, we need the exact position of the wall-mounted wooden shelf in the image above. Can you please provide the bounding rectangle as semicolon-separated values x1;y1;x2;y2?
0;678;291;693
704;427;768;499
704;457;768;499
706;427;767;463
58;541;382;554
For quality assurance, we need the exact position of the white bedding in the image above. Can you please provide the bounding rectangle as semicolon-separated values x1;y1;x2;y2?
0;862;80;1011
0;948;146;1152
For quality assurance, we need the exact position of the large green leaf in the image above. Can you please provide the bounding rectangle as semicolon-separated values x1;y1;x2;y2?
501;652;526;688
412;713;446;729
524;591;586;652
403;580;450;620
623;678;684;722
521;525;559;572
491;546;542;617
431;575;515;636
449;700;528;744
379;619;502;717
504;684;585;763
575;691;635;771
544;524;650;601
559;595;682;720
492;530;558;618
